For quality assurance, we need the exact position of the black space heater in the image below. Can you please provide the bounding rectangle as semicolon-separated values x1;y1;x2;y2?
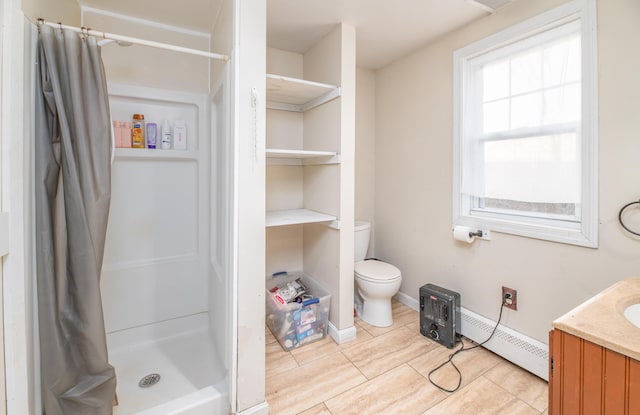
419;283;461;348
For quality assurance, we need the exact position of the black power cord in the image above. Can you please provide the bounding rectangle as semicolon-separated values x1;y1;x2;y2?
427;300;507;393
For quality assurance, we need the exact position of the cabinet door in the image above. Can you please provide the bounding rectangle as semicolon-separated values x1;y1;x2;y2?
630;357;640;414
550;329;640;414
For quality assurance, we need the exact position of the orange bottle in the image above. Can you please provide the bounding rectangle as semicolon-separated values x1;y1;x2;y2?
131;114;145;148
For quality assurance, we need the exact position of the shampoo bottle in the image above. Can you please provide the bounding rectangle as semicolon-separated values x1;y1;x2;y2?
173;119;187;150
123;122;132;148
113;121;122;148
146;122;158;149
131;114;145;148
161;119;172;149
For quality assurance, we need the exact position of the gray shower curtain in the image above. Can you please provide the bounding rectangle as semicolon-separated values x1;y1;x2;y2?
34;24;116;414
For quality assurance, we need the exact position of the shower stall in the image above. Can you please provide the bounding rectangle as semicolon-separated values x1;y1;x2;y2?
102;82;229;413
1;0;267;414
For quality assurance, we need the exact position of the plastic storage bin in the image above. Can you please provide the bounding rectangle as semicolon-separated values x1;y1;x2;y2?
266;272;331;351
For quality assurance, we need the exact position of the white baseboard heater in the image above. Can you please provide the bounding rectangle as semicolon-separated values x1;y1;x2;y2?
396;292;549;381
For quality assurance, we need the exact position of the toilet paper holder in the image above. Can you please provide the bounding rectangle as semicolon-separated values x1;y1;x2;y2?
452;225;492;242
469;228;491;240
468;229;484;238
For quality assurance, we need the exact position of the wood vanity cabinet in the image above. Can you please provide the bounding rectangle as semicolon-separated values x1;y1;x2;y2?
549;329;640;414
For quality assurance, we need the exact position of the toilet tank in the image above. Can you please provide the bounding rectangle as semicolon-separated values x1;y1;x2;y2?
354;221;371;262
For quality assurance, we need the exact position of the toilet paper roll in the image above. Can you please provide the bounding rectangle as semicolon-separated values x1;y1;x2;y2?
453;226;475;243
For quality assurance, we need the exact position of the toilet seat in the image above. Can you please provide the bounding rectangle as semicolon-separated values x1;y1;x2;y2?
355;260;401;283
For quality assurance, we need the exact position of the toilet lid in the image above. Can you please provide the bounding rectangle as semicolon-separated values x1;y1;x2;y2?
355;260;401;282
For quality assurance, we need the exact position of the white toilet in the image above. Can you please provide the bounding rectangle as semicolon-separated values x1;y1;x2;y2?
354;221;402;327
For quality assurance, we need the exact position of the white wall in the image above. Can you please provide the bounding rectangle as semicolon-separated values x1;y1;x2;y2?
233;0;267;411
355;67;376;255
22;0;80;25
210;0;233;85
374;0;640;343
83;9;210;93
303;24;356;332
4;2;47;413
265;47;304;275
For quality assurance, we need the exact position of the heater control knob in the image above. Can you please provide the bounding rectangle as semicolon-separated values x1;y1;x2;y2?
429;323;439;340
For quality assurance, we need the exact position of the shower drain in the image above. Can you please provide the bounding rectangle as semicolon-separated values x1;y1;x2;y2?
138;373;161;388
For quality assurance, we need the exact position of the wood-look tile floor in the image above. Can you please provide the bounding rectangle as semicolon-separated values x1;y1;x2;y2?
266;301;548;415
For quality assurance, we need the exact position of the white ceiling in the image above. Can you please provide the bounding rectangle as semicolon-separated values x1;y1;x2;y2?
78;0;488;70
267;0;488;69
79;0;224;34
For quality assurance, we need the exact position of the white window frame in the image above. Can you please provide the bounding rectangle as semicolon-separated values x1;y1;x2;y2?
452;0;598;248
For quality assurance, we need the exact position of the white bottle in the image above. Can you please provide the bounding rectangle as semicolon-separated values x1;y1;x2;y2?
161;119;172;149
173;119;187;150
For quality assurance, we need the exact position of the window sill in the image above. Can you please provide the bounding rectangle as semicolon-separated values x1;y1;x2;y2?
453;214;597;248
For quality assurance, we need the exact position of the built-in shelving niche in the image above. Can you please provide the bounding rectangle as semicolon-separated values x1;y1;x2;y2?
265;74;341;228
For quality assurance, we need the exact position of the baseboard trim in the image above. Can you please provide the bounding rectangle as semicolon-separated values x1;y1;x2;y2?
395;291;419;310
238;401;269;415
395;291;549;380
328;321;357;344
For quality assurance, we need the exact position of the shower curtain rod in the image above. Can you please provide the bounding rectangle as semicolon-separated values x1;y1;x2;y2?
37;18;230;62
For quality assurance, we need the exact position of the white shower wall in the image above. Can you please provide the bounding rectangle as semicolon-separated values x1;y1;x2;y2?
102;84;210;334
83;5;230;377
82;7;214;327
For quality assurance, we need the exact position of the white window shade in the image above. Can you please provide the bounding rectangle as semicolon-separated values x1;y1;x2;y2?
482;133;581;203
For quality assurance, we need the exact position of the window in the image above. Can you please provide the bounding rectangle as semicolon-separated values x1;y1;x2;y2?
453;0;597;247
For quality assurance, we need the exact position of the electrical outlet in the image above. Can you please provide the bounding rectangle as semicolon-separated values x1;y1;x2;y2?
502;286;517;310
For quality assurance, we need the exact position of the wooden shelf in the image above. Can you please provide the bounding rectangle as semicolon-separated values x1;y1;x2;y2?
266;209;337;227
266;148;340;165
266;74;340;112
